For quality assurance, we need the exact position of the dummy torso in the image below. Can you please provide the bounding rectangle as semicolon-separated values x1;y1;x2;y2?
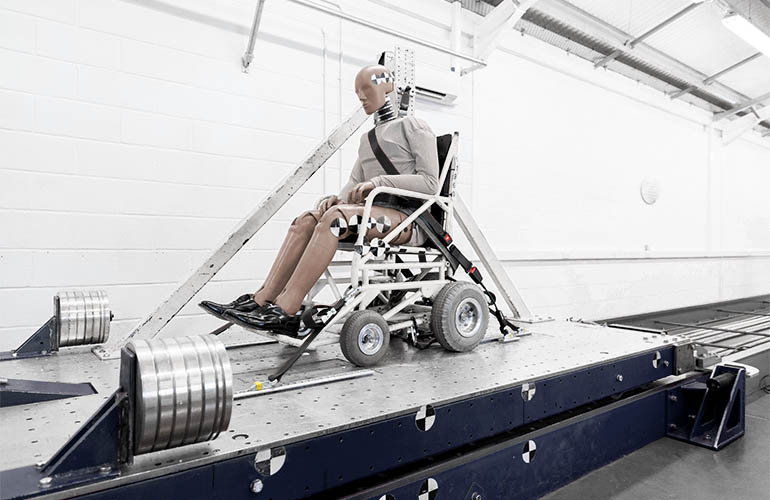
340;116;440;245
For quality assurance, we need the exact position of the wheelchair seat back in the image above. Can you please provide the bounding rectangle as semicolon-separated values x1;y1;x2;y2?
433;133;456;228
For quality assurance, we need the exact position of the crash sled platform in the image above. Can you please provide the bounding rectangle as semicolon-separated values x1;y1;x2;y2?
0;319;746;500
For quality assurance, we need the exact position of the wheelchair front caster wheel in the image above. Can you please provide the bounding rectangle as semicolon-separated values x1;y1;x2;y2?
431;282;489;352
340;310;390;367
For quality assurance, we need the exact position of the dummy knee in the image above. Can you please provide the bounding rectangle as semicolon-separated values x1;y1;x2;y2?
318;208;350;239
290;210;321;234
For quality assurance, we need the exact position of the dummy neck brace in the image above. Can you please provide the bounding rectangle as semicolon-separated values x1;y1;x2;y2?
373;95;397;126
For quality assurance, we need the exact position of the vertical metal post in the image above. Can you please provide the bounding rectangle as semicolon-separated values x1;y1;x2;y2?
242;0;267;72
394;46;415;117
450;0;462;73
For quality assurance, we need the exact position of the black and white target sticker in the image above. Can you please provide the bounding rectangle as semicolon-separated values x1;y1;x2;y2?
522;440;537;464
329;217;347;237
254;446;286;476
415;404;435;432
521;382;536;401
652;351;661;368
348;215;362;234
418;478;438;500
376;215;392;233
378;495;396;500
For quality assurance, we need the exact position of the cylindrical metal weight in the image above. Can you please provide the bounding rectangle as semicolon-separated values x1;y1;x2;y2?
128;336;233;455
55;290;111;347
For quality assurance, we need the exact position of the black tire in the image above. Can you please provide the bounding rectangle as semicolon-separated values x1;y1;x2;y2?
340;310;390;367
430;282;489;352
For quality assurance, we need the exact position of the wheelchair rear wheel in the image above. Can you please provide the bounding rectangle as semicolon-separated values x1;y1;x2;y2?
340;310;390;367
431;282;489;352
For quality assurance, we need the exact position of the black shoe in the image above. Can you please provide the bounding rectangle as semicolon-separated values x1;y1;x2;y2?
199;294;260;320
224;303;300;334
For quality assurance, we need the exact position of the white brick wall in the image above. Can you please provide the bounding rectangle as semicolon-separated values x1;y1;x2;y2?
1;0;769;348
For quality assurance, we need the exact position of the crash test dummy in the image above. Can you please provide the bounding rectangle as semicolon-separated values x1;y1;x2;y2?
200;64;439;334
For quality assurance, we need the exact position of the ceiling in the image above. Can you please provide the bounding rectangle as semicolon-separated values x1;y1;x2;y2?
450;0;770;136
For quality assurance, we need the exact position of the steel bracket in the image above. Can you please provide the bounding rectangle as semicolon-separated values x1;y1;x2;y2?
0;378;96;408
673;342;696;375
666;364;745;450
0;317;57;362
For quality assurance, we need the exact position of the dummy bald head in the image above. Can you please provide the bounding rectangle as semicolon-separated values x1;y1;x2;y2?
355;65;395;115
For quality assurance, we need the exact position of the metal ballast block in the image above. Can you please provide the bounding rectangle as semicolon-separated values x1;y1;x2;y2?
55;290;111;347
0;290;112;361
129;336;233;455
3;336;234;497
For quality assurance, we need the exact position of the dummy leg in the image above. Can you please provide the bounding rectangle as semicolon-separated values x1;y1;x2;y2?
253;210;321;306
274;205;413;315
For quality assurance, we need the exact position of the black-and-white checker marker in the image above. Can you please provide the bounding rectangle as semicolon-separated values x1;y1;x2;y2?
415;404;435;432
418;478;438;500
354;241;371;256
254;446;286;476
369;238;390;258
371;71;395;85
376;215;392;233
652;351;661;368
348;215;362;234
521;382;536;401
522;440;537;464
329;217;347;237
378;495;396;500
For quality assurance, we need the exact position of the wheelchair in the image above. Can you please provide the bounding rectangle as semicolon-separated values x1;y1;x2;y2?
296;131;492;367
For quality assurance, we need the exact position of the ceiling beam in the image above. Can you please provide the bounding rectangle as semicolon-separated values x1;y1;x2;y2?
722;105;770;145
669;52;762;100
594;2;702;69
535;0;750;106
474;0;541;59
714;90;770;121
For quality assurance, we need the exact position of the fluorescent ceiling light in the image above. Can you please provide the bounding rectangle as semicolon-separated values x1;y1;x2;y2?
723;14;770;58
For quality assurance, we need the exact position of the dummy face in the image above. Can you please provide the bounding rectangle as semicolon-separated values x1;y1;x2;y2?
355;65;395;115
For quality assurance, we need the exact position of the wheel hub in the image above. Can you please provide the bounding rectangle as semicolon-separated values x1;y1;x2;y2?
455;297;483;338
358;323;384;355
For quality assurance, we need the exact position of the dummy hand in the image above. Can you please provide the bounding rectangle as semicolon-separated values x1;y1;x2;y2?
318;195;341;213
348;181;376;204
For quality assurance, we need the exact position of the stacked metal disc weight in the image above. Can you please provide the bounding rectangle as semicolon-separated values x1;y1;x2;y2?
128;336;233;455
55;290;111;347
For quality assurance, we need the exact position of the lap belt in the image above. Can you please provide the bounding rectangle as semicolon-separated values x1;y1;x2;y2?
367;128;518;335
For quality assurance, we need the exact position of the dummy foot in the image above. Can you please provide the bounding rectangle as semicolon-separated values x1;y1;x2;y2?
199;294;260;320
224;304;303;336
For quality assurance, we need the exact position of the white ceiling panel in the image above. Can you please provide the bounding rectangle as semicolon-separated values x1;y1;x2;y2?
717;55;770;97
643;2;758;78
564;0;691;38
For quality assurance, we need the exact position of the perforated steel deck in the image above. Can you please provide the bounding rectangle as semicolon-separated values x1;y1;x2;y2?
0;320;681;498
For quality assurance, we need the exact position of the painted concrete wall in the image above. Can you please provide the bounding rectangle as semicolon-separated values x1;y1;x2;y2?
1;0;769;348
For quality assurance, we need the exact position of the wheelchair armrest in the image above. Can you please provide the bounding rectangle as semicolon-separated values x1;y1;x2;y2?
363;186;449;205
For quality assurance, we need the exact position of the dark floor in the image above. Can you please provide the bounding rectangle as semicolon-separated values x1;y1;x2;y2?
542;394;770;500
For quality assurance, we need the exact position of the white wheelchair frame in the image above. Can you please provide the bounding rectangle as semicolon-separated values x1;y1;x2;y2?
272;131;462;349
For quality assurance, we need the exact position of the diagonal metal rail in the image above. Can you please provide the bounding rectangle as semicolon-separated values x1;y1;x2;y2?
94;105;369;358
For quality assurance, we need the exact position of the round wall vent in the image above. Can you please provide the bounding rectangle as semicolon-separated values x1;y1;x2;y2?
640;178;660;205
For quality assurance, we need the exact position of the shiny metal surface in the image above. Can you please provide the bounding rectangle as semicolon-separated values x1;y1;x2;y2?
128;336;233;455
455;297;483;338
358;324;385;355
0;321;686;499
56;291;110;347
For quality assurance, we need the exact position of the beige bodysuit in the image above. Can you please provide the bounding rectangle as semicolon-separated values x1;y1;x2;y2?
340;116;440;245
